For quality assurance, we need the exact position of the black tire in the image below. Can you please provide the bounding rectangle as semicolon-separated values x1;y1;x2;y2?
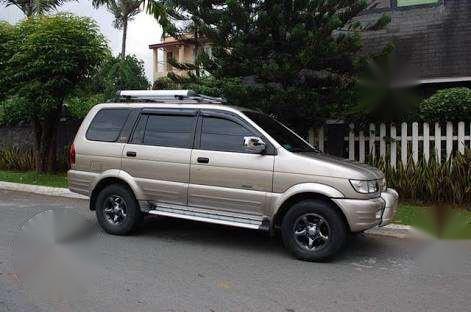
281;199;347;262
95;184;143;235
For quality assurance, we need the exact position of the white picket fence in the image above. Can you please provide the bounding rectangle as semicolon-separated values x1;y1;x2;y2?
309;121;471;167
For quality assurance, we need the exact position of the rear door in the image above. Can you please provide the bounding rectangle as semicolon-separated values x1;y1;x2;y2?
189;110;275;215
122;108;197;205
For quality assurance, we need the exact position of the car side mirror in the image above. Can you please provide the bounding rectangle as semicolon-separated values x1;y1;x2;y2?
243;136;266;154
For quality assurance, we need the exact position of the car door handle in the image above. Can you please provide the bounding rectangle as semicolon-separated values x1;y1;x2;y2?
197;157;209;164
126;151;137;157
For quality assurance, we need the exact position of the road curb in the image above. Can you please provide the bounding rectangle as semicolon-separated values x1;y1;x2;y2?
0;181;419;238
0;181;88;200
366;224;414;239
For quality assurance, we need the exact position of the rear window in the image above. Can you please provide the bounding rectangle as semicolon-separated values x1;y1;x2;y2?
86;109;131;142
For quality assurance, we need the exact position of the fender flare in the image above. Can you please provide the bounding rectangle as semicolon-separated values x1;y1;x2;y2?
89;169;144;200
273;183;344;216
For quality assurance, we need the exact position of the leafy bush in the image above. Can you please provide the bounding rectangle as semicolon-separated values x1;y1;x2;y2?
0;145;70;172
371;149;471;205
0;147;35;171
420;88;471;121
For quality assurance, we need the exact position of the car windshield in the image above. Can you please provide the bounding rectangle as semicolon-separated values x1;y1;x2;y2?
243;111;319;153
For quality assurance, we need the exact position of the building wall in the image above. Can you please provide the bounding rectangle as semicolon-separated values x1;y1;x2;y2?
360;0;471;81
151;34;211;82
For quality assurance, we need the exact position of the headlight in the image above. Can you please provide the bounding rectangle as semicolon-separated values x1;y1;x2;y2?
350;179;379;194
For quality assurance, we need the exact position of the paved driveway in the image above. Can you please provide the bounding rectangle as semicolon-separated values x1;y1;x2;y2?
0;190;470;312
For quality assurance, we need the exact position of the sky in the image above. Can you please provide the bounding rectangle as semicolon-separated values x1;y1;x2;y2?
0;1;163;82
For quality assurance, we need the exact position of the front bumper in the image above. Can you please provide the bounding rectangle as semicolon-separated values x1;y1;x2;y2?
379;188;399;227
332;188;399;232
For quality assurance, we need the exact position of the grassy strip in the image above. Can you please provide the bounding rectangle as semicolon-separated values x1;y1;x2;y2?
0;170;68;188
394;203;471;239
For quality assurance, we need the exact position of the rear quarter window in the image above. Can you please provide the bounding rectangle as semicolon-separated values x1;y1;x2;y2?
86;109;131;142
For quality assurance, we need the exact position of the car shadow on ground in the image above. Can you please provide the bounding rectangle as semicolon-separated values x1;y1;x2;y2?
132;215;401;262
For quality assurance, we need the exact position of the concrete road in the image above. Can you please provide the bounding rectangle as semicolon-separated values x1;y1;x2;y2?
0;190;470;312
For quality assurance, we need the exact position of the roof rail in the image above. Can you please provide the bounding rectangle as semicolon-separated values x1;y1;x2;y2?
116;90;225;104
119;90;196;98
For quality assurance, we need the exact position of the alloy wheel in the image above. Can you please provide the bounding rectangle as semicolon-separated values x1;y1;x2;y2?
293;213;331;251
103;195;127;225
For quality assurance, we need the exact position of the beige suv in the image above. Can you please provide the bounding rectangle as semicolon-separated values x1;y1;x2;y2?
68;90;398;261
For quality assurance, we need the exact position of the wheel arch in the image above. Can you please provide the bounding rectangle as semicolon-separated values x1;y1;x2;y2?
89;171;141;211
272;190;350;232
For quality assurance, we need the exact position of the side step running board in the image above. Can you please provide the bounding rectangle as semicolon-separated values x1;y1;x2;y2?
147;203;270;231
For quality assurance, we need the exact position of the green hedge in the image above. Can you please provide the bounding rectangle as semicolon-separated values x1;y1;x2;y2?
420;88;471;122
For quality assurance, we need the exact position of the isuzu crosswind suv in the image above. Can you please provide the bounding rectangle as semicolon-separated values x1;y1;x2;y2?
68;90;398;261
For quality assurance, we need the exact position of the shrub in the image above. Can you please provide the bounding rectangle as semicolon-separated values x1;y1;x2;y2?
0;145;70;172
370;149;471;205
420;88;471;121
0;147;35;171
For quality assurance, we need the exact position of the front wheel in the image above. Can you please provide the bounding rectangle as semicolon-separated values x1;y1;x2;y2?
281;199;347;262
95;184;142;235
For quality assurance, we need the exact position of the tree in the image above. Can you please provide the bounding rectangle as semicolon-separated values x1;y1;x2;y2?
67;54;150;118
93;0;143;58
0;21;15;101
159;0;390;132
5;14;109;172
95;54;150;97
0;0;74;17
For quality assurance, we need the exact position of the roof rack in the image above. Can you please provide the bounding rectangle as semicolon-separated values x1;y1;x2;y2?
116;90;226;104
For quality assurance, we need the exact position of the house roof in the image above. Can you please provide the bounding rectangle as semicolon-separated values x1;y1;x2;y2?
149;40;184;49
149;36;209;50
360;1;471;83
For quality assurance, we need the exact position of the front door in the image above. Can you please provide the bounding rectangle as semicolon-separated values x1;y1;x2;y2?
122;109;197;205
189;111;275;215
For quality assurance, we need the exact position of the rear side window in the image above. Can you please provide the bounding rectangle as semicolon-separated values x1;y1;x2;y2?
142;114;196;148
200;116;253;153
86;109;130;142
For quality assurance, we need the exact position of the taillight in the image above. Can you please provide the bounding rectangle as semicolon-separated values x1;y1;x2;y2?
69;144;76;166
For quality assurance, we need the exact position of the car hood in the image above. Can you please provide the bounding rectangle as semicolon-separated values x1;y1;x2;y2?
292;152;384;180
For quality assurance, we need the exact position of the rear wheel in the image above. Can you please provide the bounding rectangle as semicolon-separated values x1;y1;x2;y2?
281;199;347;261
95;184;142;235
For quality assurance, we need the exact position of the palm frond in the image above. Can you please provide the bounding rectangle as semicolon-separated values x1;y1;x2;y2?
1;0;77;16
145;0;179;36
92;0;143;30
